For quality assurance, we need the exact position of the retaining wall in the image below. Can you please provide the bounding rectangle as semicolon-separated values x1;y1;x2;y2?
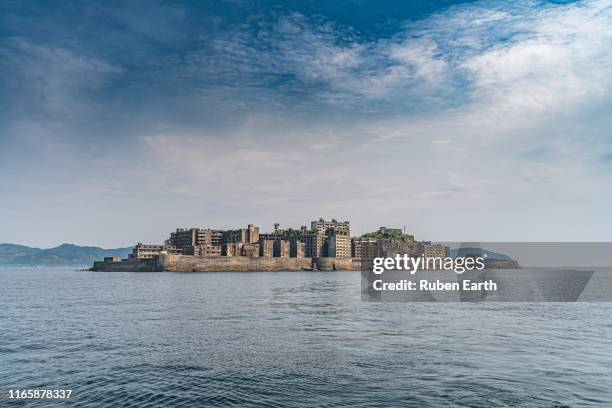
91;257;160;272
91;255;368;272
159;254;313;272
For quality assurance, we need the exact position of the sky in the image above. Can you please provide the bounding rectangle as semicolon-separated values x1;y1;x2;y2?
1;0;611;248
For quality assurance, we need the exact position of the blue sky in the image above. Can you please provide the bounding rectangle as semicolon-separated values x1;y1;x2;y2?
1;0;611;248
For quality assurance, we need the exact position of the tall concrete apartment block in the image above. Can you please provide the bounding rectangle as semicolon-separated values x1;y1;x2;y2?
130;243;183;259
224;242;241;257
311;218;350;235
184;245;222;257
303;232;327;257
417;242;449;258
222;224;260;256
168;228;224;251
130;243;164;259
224;224;259;244
305;218;351;258
259;240;275;257
352;238;380;259
168;225;260;257
259;238;303;258
328;231;351;258
224;242;259;257
168;228;197;250
273;240;290;257
290;241;305;258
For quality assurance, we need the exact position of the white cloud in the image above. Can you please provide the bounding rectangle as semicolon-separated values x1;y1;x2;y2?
184;0;611;123
458;0;612;125
0;39;122;114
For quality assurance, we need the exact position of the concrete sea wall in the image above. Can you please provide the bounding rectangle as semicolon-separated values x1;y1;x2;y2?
90;256;519;272
91;254;366;272
314;257;366;271
159;254;313;272
92;257;160;272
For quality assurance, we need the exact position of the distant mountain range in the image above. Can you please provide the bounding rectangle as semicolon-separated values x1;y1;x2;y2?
0;243;133;267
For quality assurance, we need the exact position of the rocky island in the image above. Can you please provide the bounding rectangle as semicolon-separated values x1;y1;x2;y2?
91;219;520;272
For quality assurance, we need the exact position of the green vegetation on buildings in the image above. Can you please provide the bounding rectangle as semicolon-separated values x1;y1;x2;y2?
359;229;415;242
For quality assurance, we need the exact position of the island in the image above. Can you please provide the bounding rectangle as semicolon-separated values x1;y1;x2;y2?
91;219;520;272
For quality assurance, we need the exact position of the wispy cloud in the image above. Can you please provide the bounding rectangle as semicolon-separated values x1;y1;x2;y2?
0;38;121;116
182;0;611;121
184;11;451;106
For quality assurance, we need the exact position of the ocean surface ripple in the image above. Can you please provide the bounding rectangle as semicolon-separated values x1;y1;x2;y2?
1;269;612;407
